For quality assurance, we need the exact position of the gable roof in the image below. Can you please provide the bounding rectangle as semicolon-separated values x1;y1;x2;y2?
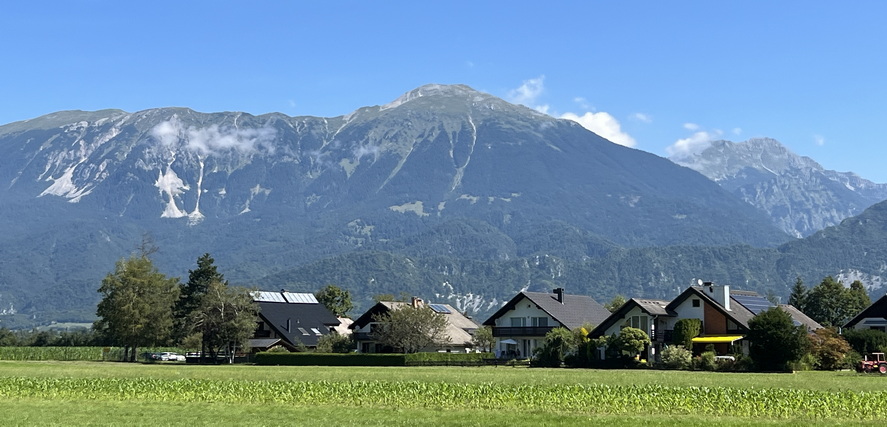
253;290;340;348
483;291;611;330
590;285;824;339
667;286;756;329
844;294;887;329
350;301;479;346
778;304;823;332
588;298;670;338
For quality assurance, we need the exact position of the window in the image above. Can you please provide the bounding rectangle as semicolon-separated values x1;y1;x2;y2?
532;317;548;327
298;327;309;336
692;299;700;307
510;317;526;327
628;315;649;332
311;328;322;336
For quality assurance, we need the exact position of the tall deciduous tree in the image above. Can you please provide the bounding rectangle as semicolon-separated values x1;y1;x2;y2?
189;280;257;363
747;307;809;371
848;280;871;314
315;285;354;317
371;305;449;353
94;254;180;361
472;325;495;353
806;276;858;327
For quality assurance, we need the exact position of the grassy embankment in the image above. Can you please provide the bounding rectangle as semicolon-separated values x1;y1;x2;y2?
1;361;886;426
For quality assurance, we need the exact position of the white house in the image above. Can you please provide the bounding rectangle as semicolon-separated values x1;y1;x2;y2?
482;288;611;358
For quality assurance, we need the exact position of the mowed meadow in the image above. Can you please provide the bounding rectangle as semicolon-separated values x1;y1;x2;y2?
2;362;887;426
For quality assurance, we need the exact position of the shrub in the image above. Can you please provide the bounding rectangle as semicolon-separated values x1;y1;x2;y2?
842;328;887;355
809;328;851;370
533;327;575;368
660;345;692;370
610;327;650;358
672;319;701;349
315;334;354;353
698;351;717;371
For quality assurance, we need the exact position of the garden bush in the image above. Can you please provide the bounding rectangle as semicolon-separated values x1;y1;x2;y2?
660;345;692;370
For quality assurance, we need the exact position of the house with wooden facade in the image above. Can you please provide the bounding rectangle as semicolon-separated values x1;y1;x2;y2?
590;282;821;361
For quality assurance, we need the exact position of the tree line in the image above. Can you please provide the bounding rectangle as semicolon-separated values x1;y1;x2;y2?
94;245;257;363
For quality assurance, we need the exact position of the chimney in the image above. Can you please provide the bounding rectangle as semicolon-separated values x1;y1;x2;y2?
411;296;424;308
704;282;730;311
553;288;565;304
286;318;291;332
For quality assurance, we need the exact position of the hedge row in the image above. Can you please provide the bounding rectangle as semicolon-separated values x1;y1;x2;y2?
254;352;495;366
0;347;182;361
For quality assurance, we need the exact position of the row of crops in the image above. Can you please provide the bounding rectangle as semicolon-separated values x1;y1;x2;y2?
1;376;886;420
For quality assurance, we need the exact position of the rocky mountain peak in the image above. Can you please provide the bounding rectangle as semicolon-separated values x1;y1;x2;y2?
670;137;887;237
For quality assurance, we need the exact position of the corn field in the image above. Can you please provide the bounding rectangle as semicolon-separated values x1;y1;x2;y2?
1;377;885;420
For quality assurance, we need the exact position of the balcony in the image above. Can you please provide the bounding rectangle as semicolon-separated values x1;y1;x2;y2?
650;329;673;342
492;326;555;337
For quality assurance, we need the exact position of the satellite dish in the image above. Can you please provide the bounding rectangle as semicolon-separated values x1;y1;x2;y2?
697;279;704;286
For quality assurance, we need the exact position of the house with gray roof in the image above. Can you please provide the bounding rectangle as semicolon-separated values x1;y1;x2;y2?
482;288;611;358
590;282;821;361
250;290;343;351
350;297;478;353
844;294;887;332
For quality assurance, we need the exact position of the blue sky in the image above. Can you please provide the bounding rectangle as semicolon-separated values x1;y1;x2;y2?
3;2;886;181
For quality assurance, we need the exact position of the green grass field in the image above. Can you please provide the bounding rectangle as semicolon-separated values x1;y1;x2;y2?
1;361;885;426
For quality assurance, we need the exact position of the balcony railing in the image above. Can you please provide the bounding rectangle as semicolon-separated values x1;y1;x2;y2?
650;329;673;342
492;326;555;337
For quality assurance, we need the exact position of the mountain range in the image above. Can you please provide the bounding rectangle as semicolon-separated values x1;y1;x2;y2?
0;84;884;328
671;138;887;237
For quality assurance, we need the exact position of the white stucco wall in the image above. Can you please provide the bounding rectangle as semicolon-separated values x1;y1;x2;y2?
494;297;554;326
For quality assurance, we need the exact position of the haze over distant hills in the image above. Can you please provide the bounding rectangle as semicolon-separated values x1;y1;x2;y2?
671;138;887;237
0;84;884;328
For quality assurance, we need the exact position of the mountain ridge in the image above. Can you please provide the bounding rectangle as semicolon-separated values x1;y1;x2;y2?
670;138;887;237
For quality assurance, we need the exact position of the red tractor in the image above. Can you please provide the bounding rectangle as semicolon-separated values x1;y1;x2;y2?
857;352;887;374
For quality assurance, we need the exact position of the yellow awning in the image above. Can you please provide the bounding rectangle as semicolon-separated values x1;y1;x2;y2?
691;335;745;344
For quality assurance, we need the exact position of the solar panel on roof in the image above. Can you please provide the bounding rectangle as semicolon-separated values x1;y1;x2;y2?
732;294;775;314
429;304;451;314
283;292;318;304
252;291;286;303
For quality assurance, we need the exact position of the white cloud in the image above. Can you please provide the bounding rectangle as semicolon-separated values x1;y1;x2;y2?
561;111;636;147
683;123;700;131
666;128;723;158
150;118;277;157
632;113;652;123
507;76;545;107
732;127;743;135
814;134;825;146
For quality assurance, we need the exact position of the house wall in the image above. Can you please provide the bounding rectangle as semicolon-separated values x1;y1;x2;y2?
493;298;554;326
659;297;704;330
849;317;887;332
602;306;653;338
493;296;556;358
703;303;727;335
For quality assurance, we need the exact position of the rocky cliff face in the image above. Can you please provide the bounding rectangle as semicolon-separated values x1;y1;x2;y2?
670;138;887;237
